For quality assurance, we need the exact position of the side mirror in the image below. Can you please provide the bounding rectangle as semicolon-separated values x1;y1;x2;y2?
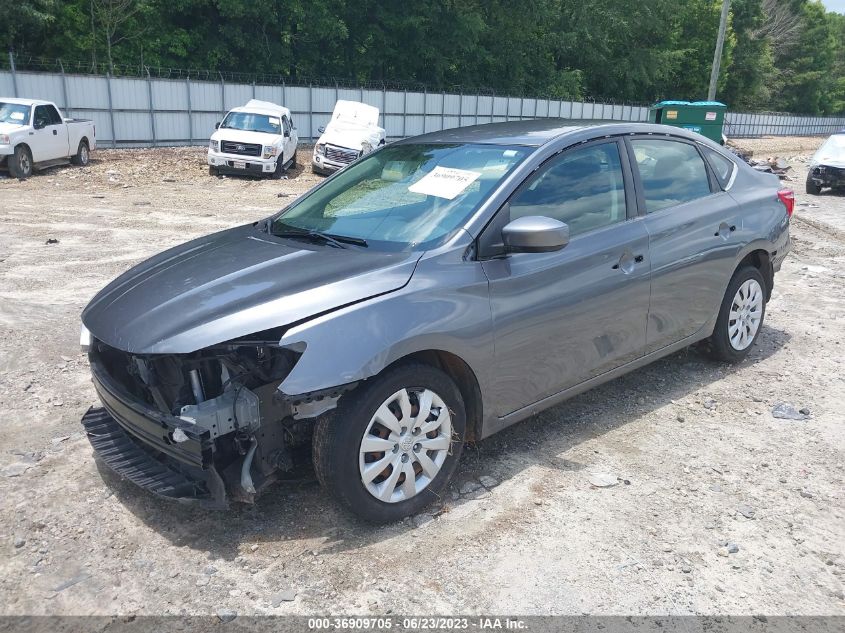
317;126;326;134
502;216;570;253
214;122;221;129
283;129;290;138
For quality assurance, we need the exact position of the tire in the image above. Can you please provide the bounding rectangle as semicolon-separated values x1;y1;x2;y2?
269;157;284;180
705;266;767;362
208;166;218;177
71;140;89;166
313;363;466;523
806;174;821;195
8;145;33;179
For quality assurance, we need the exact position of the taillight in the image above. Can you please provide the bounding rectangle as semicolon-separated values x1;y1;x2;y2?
777;188;794;218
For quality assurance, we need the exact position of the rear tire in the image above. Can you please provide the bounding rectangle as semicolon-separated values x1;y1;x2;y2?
8;145;33;179
705;266;767;362
806;174;821;195
312;363;466;523
71;140;89;166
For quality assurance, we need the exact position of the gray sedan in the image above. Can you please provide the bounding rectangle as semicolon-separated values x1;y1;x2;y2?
80;120;792;522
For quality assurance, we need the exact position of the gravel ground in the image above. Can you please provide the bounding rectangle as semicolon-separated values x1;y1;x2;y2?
0;138;843;617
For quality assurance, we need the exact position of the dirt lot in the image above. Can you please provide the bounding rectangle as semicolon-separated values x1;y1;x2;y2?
0;138;843;617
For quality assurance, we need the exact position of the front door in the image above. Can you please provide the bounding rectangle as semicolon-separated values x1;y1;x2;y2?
481;139;651;415
30;104;67;162
626;137;743;352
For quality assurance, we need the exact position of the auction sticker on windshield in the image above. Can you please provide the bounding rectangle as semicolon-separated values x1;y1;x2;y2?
408;166;481;200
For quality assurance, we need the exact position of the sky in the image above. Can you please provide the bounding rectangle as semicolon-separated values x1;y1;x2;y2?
821;0;845;14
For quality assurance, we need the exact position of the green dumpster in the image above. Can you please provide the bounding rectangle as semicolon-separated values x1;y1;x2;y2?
648;100;727;144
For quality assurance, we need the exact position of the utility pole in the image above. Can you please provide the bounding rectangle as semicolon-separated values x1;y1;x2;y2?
708;0;731;101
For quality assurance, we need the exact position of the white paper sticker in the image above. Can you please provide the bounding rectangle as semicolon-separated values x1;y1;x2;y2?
268;117;280;127
10;111;24;121
408;167;481;200
705;111;717;121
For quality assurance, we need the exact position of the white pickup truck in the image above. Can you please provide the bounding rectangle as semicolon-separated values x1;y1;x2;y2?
0;98;96;179
312;100;386;175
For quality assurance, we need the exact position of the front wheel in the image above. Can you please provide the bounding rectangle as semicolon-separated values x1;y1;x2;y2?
8;145;33;179
806;173;821;195
705;266;767;362
312;363;466;523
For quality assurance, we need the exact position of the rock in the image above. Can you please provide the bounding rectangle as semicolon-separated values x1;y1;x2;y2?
45;238;59;245
14;538;26;548
249;544;259;552
203;565;218;575
2;463;33;477
216;608;237;623
196;577;210;587
727;543;740;554
479;475;499;489
799;490;813;498
772;403;808;420
709;483;722;493
459;481;482;495
737;504;756;519
589;473;618;488
271;590;297;606
703;399;717;410
676;415;685;423
799;407;811;416
681;565;692;573
717;547;729;557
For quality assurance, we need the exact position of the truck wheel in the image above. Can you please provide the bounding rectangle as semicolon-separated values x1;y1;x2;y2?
71;140;90;166
312;363;466;523
8;145;33;179
704;266;767;363
208;166;219;177
270;157;284;180
805;173;821;195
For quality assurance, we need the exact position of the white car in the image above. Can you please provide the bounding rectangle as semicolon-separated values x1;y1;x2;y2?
208;99;298;179
0;98;96;179
312;100;386;175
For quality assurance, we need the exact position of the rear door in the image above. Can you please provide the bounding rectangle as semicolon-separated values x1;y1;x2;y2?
481;138;651;415
626;137;742;353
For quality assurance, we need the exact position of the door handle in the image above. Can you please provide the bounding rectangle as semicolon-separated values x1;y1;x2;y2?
53;129;58;135
714;222;736;238
612;252;638;274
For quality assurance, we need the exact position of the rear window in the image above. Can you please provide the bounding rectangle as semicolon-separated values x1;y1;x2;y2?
631;139;713;213
702;146;736;188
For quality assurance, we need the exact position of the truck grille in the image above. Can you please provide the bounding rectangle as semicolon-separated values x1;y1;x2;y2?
325;145;361;165
221;140;262;157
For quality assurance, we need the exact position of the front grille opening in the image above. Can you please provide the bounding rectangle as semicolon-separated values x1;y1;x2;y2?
221;140;262;157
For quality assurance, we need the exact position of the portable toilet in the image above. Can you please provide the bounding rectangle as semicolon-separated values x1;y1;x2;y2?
649;100;727;144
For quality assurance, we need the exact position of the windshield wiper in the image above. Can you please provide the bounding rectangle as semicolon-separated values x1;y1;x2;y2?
272;226;368;249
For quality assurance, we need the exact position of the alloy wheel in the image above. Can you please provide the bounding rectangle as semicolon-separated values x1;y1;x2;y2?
728;278;763;351
358;387;452;503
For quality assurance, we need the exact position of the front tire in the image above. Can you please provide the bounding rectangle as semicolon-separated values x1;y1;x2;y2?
9;145;33;179
806;173;821;195
71;140;90;166
705;266;767;362
208;166;218;177
313;363;466;523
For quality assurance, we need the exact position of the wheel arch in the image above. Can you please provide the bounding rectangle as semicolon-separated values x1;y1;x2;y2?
385;349;483;442
736;248;773;300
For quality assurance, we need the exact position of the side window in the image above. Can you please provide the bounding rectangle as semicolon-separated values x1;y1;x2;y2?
509;142;627;238
46;105;62;125
33;106;49;128
701;146;735;189
282;116;291;135
630;139;713;213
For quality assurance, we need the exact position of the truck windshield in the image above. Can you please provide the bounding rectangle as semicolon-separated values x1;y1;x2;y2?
272;143;529;251
0;103;31;125
220;112;281;135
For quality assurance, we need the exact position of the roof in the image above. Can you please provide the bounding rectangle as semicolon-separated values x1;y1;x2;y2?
230;99;291;119
0;97;55;107
652;100;727;108
397;119;598;146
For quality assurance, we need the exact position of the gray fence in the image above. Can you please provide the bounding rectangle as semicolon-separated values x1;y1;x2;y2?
2;66;843;147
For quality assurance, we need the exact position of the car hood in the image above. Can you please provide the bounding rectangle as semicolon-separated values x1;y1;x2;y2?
0;121;26;134
318;122;384;152
82;223;420;354
210;129;283;146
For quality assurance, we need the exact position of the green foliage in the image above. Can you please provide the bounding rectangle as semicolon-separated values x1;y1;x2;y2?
3;0;844;114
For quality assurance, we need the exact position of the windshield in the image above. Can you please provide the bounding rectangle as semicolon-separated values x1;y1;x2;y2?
0;102;31;125
272;143;529;251
220;111;282;134
813;135;845;164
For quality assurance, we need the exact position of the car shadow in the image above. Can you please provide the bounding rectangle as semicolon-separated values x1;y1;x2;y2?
100;324;791;561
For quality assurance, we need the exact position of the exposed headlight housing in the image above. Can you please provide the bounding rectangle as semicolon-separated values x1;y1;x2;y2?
80;324;92;352
361;141;373;154
315;143;326;156
209;140;219;152
263;145;278;159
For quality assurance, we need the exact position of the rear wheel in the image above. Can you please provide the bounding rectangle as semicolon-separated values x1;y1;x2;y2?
312;363;465;523
806;173;821;195
8;145;33;179
705;266;766;362
71;140;89;166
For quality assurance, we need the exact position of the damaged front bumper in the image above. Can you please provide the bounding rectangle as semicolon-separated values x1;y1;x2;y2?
808;164;845;189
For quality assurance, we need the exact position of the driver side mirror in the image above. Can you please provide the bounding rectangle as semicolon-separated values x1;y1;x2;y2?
317;125;326;134
502;216;570;253
214;122;220;129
